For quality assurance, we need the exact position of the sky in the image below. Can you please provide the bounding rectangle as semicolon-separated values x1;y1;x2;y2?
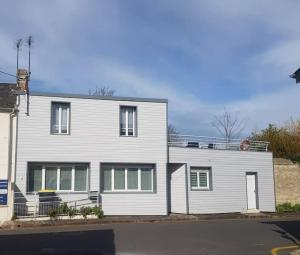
1;0;300;137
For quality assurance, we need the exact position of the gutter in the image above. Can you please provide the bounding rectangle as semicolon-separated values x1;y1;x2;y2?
8;94;20;218
8;108;15;182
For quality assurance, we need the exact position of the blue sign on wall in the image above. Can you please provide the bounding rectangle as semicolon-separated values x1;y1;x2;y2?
0;180;8;205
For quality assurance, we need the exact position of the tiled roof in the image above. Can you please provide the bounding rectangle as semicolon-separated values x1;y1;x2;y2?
0;83;17;109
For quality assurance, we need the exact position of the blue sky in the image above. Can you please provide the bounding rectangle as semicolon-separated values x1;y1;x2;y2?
1;0;300;136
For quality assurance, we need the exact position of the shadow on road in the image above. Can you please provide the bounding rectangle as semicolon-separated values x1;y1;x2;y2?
0;228;116;255
262;220;300;243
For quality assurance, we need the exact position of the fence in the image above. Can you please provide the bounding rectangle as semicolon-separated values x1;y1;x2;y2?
168;134;269;152
14;191;100;218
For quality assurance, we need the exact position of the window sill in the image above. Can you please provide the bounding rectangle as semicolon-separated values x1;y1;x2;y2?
102;191;154;194
191;188;211;191
26;191;88;195
50;133;70;135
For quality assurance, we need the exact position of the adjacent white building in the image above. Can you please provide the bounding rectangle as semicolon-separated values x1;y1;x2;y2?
10;90;276;217
0;84;17;223
16;92;168;215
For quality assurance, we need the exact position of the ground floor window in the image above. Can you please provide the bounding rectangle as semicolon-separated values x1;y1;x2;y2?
102;164;155;192
190;167;211;190
28;163;88;192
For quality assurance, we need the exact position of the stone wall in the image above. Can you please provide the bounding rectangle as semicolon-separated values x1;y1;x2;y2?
274;158;300;205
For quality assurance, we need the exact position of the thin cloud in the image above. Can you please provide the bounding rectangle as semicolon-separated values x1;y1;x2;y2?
1;0;300;137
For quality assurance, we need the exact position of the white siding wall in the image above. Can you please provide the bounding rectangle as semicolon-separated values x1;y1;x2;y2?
0;112;15;223
0;113;10;181
16;95;168;215
0;113;10;222
169;147;275;214
169;164;187;214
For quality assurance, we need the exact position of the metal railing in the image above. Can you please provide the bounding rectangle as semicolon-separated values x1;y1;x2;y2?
14;191;100;218
168;134;269;152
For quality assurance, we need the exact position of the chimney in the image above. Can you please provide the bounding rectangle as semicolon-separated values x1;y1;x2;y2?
17;69;29;92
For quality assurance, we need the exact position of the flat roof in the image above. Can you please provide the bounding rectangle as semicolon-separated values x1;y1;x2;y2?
30;91;168;103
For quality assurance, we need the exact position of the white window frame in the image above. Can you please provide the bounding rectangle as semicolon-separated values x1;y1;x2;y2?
103;166;153;192
190;168;210;190
51;102;70;135
120;106;136;137
28;164;88;193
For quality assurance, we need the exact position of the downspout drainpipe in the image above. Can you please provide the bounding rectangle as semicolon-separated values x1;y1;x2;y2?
8;107;16;219
10;95;20;219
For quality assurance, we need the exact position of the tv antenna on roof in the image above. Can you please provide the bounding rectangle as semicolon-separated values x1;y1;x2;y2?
15;38;22;72
27;35;33;80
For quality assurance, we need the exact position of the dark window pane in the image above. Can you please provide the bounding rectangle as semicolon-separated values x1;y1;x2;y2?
104;168;112;191
75;166;87;191
141;168;152;191
127;168;138;189
114;168;125;190
190;172;198;188
28;165;42;192
45;166;57;190
60;166;72;190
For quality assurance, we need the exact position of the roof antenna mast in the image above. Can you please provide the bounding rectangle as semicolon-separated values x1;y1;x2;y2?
16;39;22;73
27;35;33;80
25;35;33;115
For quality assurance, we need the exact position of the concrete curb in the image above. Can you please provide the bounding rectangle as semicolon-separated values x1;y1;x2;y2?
1;212;300;231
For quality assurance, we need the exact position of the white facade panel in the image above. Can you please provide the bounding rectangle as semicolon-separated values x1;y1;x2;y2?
0;112;16;223
169;147;275;214
169;164;187;214
16;95;168;215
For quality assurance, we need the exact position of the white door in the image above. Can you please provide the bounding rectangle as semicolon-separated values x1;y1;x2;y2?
246;173;257;210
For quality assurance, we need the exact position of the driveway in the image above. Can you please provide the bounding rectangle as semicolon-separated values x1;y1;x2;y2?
0;218;299;255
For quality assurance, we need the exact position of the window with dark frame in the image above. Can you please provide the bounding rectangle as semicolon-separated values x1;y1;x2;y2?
103;165;154;192
190;167;211;190
120;106;137;136
51;102;70;134
27;163;88;192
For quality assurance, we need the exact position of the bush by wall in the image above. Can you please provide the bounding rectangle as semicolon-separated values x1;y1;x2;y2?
252;120;300;163
276;203;300;213
47;204;104;220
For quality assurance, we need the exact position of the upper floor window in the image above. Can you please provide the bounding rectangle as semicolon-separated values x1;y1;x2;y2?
120;106;137;136
51;102;70;134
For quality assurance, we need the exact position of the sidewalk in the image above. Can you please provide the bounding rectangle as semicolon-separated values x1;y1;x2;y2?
1;212;300;230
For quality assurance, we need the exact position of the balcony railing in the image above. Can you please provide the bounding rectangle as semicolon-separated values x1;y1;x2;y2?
168;134;269;152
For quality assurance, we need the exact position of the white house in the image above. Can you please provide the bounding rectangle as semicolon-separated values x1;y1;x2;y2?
12;89;275;217
0;84;18;223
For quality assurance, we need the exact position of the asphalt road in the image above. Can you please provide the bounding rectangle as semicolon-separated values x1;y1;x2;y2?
0;218;299;255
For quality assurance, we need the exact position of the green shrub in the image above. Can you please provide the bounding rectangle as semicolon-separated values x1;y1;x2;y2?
59;203;70;215
252;120;300;163
276;203;300;213
92;206;104;219
80;207;90;219
67;208;77;218
11;213;18;221
85;206;93;215
48;208;58;220
293;204;300;212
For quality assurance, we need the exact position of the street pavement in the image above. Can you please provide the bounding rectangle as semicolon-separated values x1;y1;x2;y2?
0;218;299;255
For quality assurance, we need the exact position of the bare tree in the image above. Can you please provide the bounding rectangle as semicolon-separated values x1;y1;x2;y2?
88;86;115;96
168;124;179;135
168;124;180;144
211;109;247;142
